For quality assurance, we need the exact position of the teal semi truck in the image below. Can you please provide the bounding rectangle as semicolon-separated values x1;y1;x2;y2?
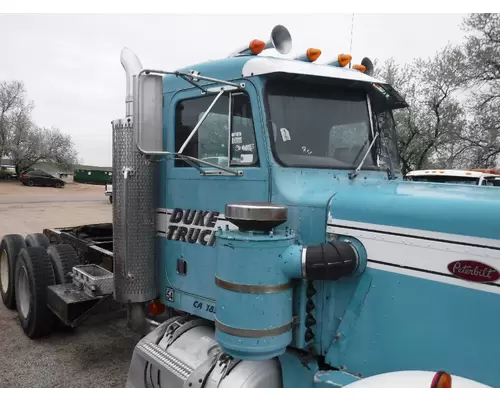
1;24;498;388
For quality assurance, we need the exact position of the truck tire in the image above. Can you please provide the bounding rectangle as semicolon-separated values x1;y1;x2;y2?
0;234;27;309
25;233;50;249
47;244;78;284
15;247;56;339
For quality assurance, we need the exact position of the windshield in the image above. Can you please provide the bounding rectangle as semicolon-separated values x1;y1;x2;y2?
264;77;401;171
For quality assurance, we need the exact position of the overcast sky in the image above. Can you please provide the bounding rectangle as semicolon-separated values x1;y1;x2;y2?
0;13;468;167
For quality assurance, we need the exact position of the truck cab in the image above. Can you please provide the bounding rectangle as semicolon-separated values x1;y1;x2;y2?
153;51;406;318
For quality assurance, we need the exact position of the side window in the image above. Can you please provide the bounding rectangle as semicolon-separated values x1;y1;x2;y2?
230;93;259;166
483;177;497;186
175;91;259;168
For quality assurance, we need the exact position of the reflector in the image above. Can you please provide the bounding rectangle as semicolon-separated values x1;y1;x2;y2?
148;299;166;315
430;371;452;388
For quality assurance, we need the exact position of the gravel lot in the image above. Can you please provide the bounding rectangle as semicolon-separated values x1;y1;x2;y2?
0;181;142;388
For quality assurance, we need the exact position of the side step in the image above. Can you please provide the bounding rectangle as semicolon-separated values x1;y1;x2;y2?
135;341;193;380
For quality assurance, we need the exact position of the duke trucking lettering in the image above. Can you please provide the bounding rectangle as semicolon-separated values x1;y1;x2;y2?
2;24;499;389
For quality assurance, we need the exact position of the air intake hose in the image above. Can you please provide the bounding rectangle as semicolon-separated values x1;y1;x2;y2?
302;241;358;281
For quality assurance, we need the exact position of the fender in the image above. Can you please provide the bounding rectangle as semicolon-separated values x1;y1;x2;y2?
342;371;490;388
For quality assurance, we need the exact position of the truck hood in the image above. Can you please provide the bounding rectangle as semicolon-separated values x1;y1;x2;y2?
328;180;500;241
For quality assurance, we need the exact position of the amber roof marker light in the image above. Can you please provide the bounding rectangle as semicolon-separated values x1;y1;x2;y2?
249;39;266;55
350;57;374;76
352;64;367;73
294;48;322;63
324;53;352;68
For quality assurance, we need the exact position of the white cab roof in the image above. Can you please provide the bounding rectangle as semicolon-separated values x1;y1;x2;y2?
242;57;383;84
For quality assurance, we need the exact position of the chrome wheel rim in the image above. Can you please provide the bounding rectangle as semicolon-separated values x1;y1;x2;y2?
0;249;8;294
17;264;31;319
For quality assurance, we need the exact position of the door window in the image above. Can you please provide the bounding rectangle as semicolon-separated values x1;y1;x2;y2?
174;91;259;168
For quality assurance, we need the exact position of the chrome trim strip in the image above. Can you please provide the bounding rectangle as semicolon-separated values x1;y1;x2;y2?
215;276;292;294
301;247;307;278
215;319;293;338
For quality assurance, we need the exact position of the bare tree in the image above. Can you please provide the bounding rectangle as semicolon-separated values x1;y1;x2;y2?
1;80;79;174
10;126;78;175
458;13;500;167
375;46;469;174
0;81;27;160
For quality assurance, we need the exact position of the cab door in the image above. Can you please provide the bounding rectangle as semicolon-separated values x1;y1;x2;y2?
158;81;270;315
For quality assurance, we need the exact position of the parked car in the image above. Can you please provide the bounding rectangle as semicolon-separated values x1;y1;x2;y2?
20;170;65;188
105;183;112;203
0;166;17;180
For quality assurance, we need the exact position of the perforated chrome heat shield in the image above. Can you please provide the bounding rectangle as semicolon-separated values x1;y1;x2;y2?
112;118;157;303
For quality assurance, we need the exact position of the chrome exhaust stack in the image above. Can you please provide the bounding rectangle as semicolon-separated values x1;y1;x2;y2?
120;47;143;118
112;47;158;334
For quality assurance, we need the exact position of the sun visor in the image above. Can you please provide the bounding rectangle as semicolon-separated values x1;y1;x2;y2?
368;82;408;113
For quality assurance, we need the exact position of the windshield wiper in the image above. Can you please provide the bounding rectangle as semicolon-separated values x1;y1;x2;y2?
174;154;242;176
348;129;381;180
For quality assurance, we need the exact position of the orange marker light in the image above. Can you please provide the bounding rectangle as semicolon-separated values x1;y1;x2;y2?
306;48;322;62
431;371;452;388
352;64;367;73
148;299;166;316
249;39;266;55
338;53;352;67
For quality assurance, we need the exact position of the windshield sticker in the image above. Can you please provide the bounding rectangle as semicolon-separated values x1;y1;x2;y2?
240;154;254;163
231;132;242;144
280;127;291;142
241;143;255;152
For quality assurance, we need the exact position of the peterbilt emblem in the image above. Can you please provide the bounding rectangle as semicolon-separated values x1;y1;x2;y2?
447;260;500;282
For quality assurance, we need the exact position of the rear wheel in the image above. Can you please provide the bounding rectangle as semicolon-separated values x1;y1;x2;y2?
27;180;35;187
0;234;27;309
15;247;56;338
25;233;50;249
47;244;78;332
47;244;78;284
54;182;63;188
